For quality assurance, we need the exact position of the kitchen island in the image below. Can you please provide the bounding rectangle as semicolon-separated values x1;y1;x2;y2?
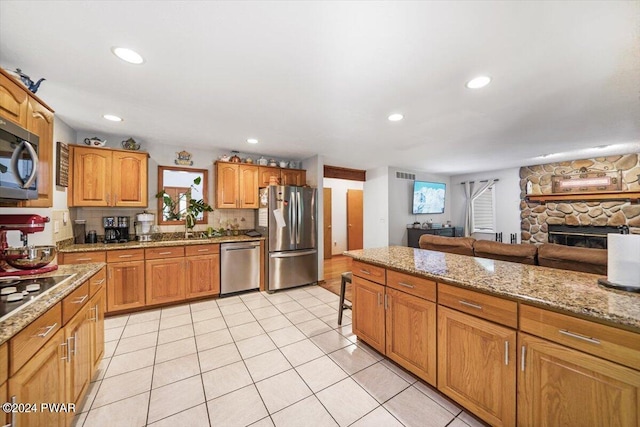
344;246;640;427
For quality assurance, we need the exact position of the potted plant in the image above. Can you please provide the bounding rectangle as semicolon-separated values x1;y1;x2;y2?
155;176;213;237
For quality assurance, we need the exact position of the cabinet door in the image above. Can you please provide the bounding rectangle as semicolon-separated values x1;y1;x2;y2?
186;254;220;298
146;258;186;305
65;305;91;423
0;72;28;127
385;288;436;385
216;163;239;208
258;166;281;187
112;151;148;207
438;305;516;427
352;276;386;353
72;146;112;206
239;165;259;208
8;329;66;427
89;285;106;375
281;170;305;186
24;98;54;207
518;333;640;427
106;260;146;313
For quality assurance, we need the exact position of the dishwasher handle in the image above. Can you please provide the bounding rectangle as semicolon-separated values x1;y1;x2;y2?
224;246;259;252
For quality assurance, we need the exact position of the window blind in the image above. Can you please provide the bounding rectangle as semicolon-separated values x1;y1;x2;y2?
472;186;495;232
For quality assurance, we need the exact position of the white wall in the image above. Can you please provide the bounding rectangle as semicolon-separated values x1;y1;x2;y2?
363;166;389;249
323;178;364;255
388;167;452;246
450;167;521;242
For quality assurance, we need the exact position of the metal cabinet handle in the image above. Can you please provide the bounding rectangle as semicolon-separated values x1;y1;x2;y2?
76;257;93;261
68;335;76;356
118;254;133;258
35;322;58;338
559;329;601;345
377;292;381;306
73;294;89;305
8;395;16;427
384;294;389;310
521;346;526;372
360;269;371;275
106;193;111;205
504;341;509;365
397;282;415;289
197;248;210;252
158;251;172;255
458;300;483;310
93;278;105;285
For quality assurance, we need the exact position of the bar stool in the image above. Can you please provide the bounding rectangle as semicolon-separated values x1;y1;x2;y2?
338;272;352;325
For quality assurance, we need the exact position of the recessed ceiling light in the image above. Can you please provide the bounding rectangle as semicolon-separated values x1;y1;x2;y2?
247;138;259;144
111;47;144;64
388;113;404;122
103;114;123;122
466;76;492;89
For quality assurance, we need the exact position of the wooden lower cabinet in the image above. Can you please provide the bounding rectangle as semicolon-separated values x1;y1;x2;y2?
89;286;106;374
107;260;145;312
518;333;640;427
64;305;91;425
438;305;516;427
385;287;436;385
8;329;66;427
146;257;186;305
352;276;386;353
186;254;220;298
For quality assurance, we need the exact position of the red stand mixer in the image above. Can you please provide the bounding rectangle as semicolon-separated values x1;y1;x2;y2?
0;214;58;277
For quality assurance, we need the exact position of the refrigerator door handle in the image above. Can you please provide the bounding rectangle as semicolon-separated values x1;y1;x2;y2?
296;190;302;245
290;188;296;247
270;249;317;258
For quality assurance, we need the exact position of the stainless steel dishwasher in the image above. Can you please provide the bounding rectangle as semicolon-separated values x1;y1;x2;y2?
220;241;261;296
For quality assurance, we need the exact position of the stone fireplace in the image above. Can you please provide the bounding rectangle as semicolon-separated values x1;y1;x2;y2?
520;154;640;244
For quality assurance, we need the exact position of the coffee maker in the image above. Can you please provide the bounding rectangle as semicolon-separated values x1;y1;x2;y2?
103;216;130;243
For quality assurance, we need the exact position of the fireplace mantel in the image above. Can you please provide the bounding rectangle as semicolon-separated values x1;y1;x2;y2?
526;191;640;204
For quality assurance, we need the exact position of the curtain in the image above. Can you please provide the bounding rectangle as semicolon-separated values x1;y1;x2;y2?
464;179;496;237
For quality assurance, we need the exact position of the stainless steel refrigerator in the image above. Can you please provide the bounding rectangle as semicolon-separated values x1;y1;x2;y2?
256;186;318;291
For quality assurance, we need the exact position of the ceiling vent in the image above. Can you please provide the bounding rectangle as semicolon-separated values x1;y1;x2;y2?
396;171;416;180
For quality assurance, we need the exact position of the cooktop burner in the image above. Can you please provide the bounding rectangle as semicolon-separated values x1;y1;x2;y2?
0;275;72;319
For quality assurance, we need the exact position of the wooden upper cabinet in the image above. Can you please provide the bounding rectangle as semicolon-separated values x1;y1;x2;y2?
215;163;259;208
259;166;281;187
281;169;306;186
0;71;28;127
70;145;147;207
24;98;54;207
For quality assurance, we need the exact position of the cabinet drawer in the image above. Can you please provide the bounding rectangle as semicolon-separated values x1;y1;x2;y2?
10;303;62;375
145;246;185;260
520;304;640;370
438;283;517;328
185;244;220;257
60;251;106;264
62;281;90;325
352;261;386;285
89;267;106;297
107;249;144;263
387;270;436;302
0;342;7;385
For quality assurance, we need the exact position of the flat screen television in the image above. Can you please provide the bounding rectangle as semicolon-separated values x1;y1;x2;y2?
412;181;446;214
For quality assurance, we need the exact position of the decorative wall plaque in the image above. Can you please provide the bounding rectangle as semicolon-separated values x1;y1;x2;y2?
551;170;621;194
56;141;69;187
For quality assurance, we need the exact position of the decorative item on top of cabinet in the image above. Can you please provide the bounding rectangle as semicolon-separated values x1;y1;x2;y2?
11;68;45;94
68;145;148;207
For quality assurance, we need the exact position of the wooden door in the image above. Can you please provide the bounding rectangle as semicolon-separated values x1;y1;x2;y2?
438;305;516;427
186;254;220;298
89;285;106;374
9;329;66;427
518;333;640;427
347;189;363;250
112;150;148;207
323;188;332;259
386;288;437;385
216;163;239;208
352;276;386;354
24;98;54;207
0;72;28;127
72;146;112;206
106;261;146;312
239;164;259;208
146;258;186;305
259;166;281;187
65;306;91;422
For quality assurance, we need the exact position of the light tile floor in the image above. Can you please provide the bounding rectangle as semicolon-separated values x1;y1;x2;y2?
74;285;487;427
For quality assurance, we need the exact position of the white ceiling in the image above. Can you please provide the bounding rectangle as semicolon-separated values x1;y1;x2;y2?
1;1;639;175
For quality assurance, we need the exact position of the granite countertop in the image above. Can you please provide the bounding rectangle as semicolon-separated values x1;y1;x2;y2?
59;235;265;253
344;246;640;332
0;263;105;346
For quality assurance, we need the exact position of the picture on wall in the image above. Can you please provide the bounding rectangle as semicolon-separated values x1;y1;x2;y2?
412;181;446;214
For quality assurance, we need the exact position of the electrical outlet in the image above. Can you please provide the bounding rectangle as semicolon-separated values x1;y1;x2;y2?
334;242;337;246
54;220;60;234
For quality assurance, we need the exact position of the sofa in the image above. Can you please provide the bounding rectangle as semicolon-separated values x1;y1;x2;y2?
418;234;607;275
